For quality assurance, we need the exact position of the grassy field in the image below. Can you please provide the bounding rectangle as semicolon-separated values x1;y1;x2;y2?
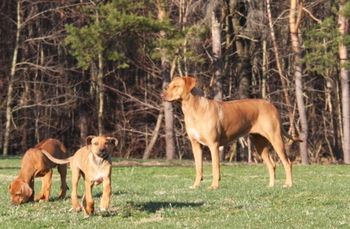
1;158;350;229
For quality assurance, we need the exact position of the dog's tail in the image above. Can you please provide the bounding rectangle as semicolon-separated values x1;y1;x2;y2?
41;150;71;165
282;129;303;143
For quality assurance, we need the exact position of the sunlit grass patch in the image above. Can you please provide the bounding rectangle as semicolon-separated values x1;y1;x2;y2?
1;158;350;228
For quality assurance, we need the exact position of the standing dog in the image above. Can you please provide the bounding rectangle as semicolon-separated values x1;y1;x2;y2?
42;135;118;216
9;138;68;204
162;76;298;189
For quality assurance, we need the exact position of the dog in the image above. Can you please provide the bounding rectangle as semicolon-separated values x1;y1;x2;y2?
42;135;118;216
9;138;68;205
161;76;299;189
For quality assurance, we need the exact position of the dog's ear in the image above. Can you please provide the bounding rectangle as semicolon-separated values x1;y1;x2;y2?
183;76;197;92
21;182;33;198
86;135;96;145
107;137;118;147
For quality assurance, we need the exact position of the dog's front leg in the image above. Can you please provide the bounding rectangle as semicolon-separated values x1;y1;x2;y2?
70;169;81;212
190;139;203;189
29;179;35;202
100;174;111;211
36;169;53;201
208;143;220;189
84;181;94;215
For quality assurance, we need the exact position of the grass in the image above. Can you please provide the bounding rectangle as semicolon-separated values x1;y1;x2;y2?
1;158;350;228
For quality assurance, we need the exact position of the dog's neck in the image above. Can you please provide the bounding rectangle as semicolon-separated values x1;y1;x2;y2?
181;93;211;114
18;165;35;184
89;151;105;166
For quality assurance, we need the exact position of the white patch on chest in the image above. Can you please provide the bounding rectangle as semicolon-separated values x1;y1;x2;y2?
188;128;206;146
88;153;109;185
92;172;105;185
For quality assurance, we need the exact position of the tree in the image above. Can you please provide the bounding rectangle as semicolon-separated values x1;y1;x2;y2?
156;0;176;160
3;0;21;156
290;0;309;164
266;0;297;139
338;0;350;163
65;0;168;135
210;0;223;100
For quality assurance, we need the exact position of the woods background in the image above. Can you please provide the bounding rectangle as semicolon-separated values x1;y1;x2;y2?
0;0;349;164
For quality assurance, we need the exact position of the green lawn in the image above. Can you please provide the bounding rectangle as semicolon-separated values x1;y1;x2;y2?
1;158;350;228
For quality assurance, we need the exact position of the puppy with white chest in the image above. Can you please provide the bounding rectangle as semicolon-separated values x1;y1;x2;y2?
42;135;118;216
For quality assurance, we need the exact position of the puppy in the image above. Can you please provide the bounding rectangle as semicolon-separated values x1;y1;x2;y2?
42;135;118;216
9;139;68;205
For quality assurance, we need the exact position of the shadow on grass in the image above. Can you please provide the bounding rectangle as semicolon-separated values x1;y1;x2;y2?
49;196;70;202
135;201;204;213
91;190;127;198
0;166;20;170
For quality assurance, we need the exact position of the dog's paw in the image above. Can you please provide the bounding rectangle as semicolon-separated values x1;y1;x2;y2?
69;207;81;212
189;185;199;189
208;185;219;190
99;208;111;217
283;183;292;188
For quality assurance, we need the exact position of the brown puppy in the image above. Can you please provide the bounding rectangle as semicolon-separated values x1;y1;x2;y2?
9;139;68;205
162;76;298;189
42;135;118;216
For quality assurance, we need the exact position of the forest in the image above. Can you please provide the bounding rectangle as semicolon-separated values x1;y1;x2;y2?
0;0;349;165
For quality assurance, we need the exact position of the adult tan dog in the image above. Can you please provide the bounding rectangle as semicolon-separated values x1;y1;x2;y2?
8;138;68;205
42;135;118;216
161;76;297;189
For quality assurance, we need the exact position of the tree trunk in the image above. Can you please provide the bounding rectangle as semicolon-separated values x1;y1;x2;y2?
290;0;308;164
79;109;88;147
3;0;21;156
262;39;268;99
97;51;104;135
230;0;251;99
338;0;350;163
211;3;223;100
143;112;164;159
157;0;176;160
230;0;251;162
96;8;104;135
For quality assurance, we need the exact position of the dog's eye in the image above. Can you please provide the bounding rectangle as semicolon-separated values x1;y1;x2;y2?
94;142;98;146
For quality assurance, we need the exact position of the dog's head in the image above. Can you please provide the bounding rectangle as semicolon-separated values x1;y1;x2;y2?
8;178;33;205
86;135;118;159
161;76;197;101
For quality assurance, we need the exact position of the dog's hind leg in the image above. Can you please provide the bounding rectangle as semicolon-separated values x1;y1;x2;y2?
57;164;68;199
268;132;293;187
251;134;276;187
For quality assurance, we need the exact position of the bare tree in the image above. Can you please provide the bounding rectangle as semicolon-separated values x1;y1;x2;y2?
338;0;350;163
290;0;308;164
157;0;176;160
210;0;223;100
3;0;21;156
266;0;296;137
